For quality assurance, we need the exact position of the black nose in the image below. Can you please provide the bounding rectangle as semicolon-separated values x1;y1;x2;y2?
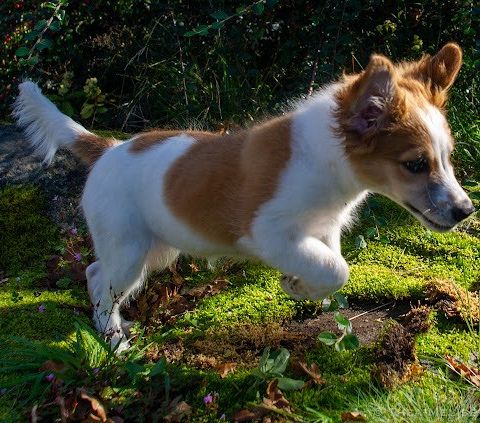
451;205;476;222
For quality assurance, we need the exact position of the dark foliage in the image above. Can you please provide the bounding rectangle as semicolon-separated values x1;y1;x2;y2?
1;1;479;130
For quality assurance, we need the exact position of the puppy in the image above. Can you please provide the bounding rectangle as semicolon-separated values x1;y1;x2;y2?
14;43;474;350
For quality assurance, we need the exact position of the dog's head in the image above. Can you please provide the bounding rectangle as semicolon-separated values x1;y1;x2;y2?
336;43;475;232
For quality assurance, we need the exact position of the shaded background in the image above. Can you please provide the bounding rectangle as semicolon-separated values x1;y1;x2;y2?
1;0;479;131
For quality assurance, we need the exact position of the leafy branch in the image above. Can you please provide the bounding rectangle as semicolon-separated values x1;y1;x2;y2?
15;0;68;67
184;0;276;37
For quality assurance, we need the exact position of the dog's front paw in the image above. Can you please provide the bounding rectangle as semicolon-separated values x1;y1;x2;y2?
280;274;329;301
280;274;311;300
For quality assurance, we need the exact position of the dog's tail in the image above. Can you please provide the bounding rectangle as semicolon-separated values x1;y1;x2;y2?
13;81;118;166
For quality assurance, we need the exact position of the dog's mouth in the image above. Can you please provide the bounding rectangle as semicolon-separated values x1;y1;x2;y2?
404;203;454;232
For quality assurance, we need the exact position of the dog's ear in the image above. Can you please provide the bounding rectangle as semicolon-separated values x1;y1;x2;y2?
347;54;399;137
410;43;463;92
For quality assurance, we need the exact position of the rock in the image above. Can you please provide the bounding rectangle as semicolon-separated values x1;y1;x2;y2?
0;124;88;229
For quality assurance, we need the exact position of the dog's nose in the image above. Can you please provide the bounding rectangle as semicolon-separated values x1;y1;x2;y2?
451;204;476;222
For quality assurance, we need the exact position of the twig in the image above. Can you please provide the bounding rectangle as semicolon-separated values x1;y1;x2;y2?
349;301;395;321
27;1;63;65
171;10;189;108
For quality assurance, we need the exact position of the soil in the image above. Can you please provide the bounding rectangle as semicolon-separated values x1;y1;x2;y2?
153;300;416;370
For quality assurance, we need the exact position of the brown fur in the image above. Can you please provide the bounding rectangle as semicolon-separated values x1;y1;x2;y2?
130;130;214;153
164;116;292;245
72;133;118;166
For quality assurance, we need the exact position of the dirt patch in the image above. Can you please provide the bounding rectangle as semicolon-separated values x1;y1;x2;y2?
371;306;431;388
153;301;415;370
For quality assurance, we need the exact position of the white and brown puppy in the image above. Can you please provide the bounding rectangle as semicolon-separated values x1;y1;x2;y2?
14;43;474;350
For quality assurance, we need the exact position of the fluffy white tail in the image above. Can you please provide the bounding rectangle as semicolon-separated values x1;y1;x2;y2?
13;81;104;164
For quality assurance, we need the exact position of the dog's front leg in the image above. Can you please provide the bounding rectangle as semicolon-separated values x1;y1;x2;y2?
257;233;349;301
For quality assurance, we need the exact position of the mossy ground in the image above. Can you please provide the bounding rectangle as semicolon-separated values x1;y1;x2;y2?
1;178;479;421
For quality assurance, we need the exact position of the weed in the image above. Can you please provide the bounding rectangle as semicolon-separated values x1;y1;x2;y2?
251;347;304;392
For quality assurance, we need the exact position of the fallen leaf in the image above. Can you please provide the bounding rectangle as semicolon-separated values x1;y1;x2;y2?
233;408;263;422
233;380;291;422
169;265;185;286
216;362;236;378
40;360;66;373
185;278;229;300
78;389;108;422
263;379;290;410
445;355;480;388
297;361;325;385
164;397;192;422
341;411;366;421
189;262;200;272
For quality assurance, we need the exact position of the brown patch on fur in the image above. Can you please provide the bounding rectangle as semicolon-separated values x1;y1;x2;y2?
71;133;118;166
164;116;292;245
130;130;214;153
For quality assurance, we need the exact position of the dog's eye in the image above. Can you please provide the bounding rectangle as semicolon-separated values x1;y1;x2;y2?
403;157;429;173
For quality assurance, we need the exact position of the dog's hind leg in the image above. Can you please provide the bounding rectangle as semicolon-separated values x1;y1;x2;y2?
117;244;180;335
87;236;149;352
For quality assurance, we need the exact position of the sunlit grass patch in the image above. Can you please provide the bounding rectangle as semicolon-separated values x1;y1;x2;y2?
355;373;480;423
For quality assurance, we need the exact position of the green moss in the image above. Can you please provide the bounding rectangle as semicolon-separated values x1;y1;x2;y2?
0;279;88;345
173;264;297;331
0;185;60;275
341;197;480;299
416;313;480;361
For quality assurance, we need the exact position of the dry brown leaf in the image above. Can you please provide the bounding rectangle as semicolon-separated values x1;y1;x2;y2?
216;362;237;378
445;355;480;388
164;397;192;422
185;278;229;300
233;408;264;422
40;360;66;373
189;262;200;272
263;379;290;410
78;389;108;422
233;380;291;422
297;361;325;385
341;411;366;421
169;265;185;286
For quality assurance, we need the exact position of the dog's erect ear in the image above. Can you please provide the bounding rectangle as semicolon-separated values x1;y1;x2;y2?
410;43;463;92
348;54;399;136
428;43;462;91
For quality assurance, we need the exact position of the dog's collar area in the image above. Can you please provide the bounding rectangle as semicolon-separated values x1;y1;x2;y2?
404;202;453;231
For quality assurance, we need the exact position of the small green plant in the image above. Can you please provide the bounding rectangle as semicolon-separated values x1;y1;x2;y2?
0;320;169;416
184;1;276;37
251;347;304;391
80;78;108;125
318;293;360;352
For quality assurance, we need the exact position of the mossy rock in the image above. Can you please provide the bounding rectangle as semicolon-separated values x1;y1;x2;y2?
0;185;59;275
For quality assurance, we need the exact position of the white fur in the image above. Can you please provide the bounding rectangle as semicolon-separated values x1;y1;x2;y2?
240;88;367;299
13;81;92;164
416;105;472;226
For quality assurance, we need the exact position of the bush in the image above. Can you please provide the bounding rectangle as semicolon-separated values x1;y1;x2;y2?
1;1;478;131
